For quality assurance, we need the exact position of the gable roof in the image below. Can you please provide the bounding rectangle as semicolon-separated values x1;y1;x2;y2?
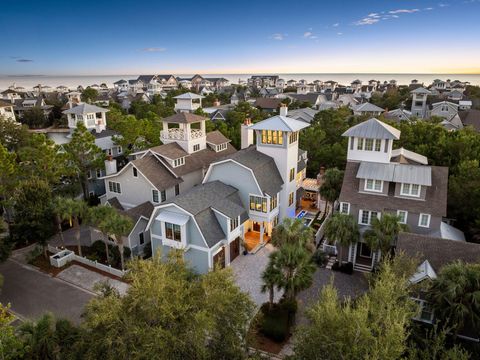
459;109;480;131
226;146;283;196
161;112;207;124
206;130;230;145
131;155;182;191
352;102;385;113
254;98;283;110
169;181;247;247
391;148;428;165
149;142;188;160
410;87;432;94
287;107;319;123
410;260;437;284
173;92;204;100
342;118;401;140
124;201;154;221
63;103;109;115
397;233;480;272
249;115;310;132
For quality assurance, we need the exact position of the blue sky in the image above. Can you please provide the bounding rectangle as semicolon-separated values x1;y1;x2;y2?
1;0;480;75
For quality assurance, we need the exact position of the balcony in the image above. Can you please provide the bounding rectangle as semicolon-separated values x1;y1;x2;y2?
160;128;204;141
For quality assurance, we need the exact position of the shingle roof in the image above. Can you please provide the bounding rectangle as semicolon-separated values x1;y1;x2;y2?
287;93;323;105
459;109;480;131
227;146;283;196
0;100;13;108
170;181;247;247
132;155;182;191
206;130;230;145
342;118;401;140
125;201;154;221
397;233;480;272
150;142;188;160
339;161;448;217
63;103;109;115
287;108;319;123
254;98;283;109
90;129;119;139
161;112;207;124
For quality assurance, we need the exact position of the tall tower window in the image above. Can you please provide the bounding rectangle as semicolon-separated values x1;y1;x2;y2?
261;130;283;145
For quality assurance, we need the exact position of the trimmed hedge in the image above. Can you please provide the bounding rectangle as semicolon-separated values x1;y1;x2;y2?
259;299;297;342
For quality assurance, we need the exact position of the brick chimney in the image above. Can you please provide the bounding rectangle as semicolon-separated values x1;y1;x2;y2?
105;155;117;175
213;99;221;107
316;166;325;185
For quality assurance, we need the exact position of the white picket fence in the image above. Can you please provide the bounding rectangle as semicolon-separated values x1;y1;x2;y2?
48;245;126;278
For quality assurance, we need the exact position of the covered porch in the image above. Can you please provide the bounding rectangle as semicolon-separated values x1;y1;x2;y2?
243;220;273;252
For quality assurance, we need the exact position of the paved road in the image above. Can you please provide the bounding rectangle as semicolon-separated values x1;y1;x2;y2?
0;259;94;324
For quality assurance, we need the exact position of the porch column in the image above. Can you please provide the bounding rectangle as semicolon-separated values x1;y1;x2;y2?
260;223;264;244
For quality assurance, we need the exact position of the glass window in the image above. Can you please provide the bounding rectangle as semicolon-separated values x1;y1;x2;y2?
250;196;267;213
230;217;239;231
365;179;382;192
419;213;431;228
108;181;121;193
357;138;364;150
165;222;181;241
374;139;381;151
161;190;166;202
340;202;350;214
133;167;138;177
401;183;421;197
397;210;408;224
288;192;294;206
289;168;295;182
139;232;144;245
152;189;159;203
175;184;180;196
365;139;373;151
270;194;278;210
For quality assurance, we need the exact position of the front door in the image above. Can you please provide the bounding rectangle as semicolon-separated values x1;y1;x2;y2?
213;247;225;269
230;237;240;263
253;222;261;232
359;243;372;258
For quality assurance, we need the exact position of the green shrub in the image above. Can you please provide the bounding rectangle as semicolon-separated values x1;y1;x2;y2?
143;243;152;259
259;300;296;342
26;245;43;264
312;249;328;266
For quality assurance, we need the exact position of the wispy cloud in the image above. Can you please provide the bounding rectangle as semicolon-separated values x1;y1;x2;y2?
141;47;166;52
332;23;340;27
354;8;423;25
438;3;449;7
16;59;33;62
303;31;318;39
271;33;286;40
389;8;419;14
337;32;343;36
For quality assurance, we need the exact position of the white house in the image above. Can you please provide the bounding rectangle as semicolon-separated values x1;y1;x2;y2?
174;92;204;113
0;100;16;122
352;102;384;117
63;103;109;133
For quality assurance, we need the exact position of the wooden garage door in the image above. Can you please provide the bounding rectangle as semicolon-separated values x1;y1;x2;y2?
230;237;240;263
213;247;225;269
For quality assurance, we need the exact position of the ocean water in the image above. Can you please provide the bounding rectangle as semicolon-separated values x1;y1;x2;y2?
1;73;479;91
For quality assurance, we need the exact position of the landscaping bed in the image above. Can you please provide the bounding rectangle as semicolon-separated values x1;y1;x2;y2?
247;300;297;355
27;248;71;276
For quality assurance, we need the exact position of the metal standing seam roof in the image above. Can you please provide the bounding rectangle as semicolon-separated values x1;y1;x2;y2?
410;87;432;94
62;103;109;115
249;115;310;132
353;102;385;113
173;92;204;100
342;118;401;140
356;162;432;186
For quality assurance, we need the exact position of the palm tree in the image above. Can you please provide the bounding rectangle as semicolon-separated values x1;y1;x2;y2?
88;206;132;270
271;218;314;251
323;213;360;263
270;245;316;302
261;260;283;307
19;313;58;360
54;197;87;256
363;213;408;257
428;262;480;337
319;168;344;216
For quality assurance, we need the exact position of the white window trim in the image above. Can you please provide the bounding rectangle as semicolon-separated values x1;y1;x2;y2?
412;298;434;324
400;183;421;198
359;210;380;225
418;213;431;228
340;202;350;215
397;210;408;224
152;189;159;203
364;179;383;193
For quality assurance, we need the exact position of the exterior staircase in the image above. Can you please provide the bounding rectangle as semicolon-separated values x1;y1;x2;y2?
325;255;337;270
353;263;372;273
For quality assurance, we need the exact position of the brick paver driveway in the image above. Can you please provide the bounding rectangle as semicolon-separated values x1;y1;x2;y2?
230;244;283;307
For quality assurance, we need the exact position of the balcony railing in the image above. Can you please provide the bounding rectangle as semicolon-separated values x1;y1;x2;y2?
161;128;204;141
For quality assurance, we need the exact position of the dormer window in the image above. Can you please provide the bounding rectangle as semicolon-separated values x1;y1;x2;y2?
400;183;421;197
173;157;185;167
364;179;383;192
357;138;381;152
289;132;298;144
215;143;228;152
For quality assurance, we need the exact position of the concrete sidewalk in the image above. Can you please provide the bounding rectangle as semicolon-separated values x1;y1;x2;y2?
56;264;129;296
